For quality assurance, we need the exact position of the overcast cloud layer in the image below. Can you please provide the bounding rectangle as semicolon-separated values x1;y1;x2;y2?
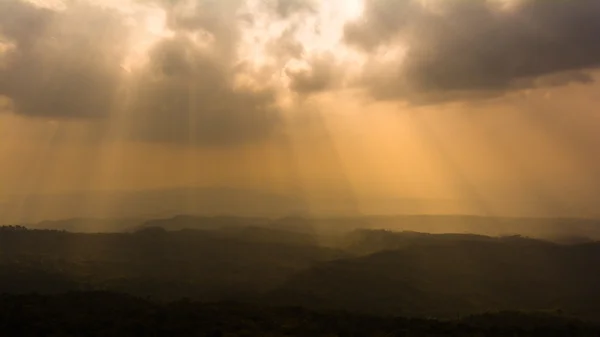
1;0;600;145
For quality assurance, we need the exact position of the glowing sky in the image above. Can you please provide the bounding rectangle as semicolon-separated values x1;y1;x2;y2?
2;0;600;221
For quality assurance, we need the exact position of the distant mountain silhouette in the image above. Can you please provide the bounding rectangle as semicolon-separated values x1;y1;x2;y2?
0;187;310;223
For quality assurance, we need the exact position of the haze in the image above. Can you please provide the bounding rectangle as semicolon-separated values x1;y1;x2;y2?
2;0;600;224
4;2;600;333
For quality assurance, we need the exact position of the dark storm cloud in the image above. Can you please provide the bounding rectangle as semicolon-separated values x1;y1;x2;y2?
345;0;600;103
0;1;129;118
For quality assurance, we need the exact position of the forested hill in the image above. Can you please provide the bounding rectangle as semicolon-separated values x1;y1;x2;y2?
1;225;599;320
1;292;599;337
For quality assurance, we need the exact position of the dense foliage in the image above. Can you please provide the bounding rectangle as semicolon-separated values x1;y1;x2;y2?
0;292;598;337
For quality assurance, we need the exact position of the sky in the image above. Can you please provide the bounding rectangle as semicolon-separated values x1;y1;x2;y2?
2;0;600;221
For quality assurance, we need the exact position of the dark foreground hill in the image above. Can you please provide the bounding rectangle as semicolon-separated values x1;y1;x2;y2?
1;292;598;337
269;235;600;318
1;225;600;320
0;225;343;300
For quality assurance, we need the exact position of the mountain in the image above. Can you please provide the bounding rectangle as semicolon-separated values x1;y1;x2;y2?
0;225;343;300
8;214;600;246
268;232;600;319
31;218;143;233
2;224;600;320
0;187;309;224
333;215;600;242
136;214;600;243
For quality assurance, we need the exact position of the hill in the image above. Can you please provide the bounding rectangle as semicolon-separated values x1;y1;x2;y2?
1;225;600;320
269;234;600;319
0;292;598;337
12;215;600;244
0;226;343;300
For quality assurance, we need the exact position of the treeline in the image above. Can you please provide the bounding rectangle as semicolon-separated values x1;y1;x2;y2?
0;292;598;337
0;225;65;232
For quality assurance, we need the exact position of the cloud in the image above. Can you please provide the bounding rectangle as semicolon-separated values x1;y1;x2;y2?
0;1;129;118
124;0;282;146
345;0;600;103
155;0;245;57
270;0;316;18
266;26;304;60
0;0;282;146
7;0;599;145
286;53;340;95
124;35;281;146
